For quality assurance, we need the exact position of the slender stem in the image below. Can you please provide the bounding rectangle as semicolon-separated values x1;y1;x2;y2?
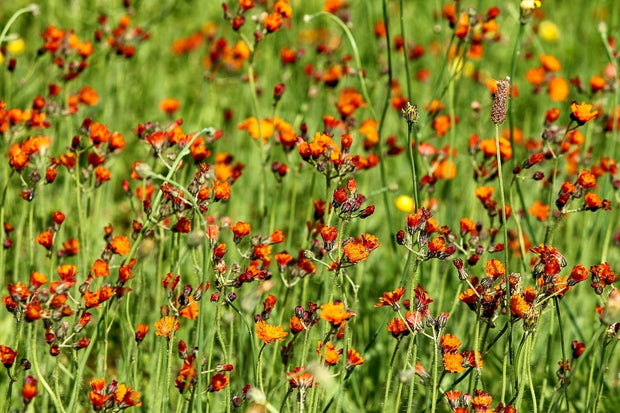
554;297;570;412
29;324;66;413
381;339;401;413
405;335;418;413
429;329;440;413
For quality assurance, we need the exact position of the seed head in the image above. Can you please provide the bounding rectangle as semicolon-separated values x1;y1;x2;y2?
491;77;510;125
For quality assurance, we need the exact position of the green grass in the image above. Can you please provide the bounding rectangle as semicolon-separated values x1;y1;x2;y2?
1;0;619;412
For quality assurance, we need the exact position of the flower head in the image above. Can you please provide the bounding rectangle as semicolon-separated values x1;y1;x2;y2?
255;320;288;344
570;101;599;125
320;301;356;326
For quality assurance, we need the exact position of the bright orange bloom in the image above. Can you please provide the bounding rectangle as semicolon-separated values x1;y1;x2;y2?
475;186;494;203
208;373;230;392
510;294;530;318
335;88;366;119
275;1;292;18
154;316;179;339
232;221;251;242
529;200;550;221
320;301;355;326
346;348;364;369
179;298;199;320
443;352;465;373
433;159;457;179
135;324;149;343
440;334;462;352
317;341;341;365
570;101;599;125
472;389;494;411
485;259;506;278
237;117;274;142
89;379;112;409
577;170;596;188
114;383;142;408
22;376;37;405
110;235;130;255
548;77;569;102
36;230;54;250
255;320;288;344
590;76;606;93
374;286;406;309
159;98;181;115
525;67;546;86
540;54;561;72
0;345;17;367
387;317;408;337
287;366;314;389
264;13;283;32
30;271;48;288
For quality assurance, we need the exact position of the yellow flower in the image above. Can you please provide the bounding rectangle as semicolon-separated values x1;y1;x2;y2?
538;20;560;43
395;195;414;212
7;38;25;54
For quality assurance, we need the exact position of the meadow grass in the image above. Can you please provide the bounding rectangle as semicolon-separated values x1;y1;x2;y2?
0;0;619;412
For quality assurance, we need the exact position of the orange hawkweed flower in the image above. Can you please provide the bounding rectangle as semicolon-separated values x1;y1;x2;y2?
114;383;142;408
154;316;179;339
346;348;364;370
287;366;314;389
264;13;283;32
208;373;229;392
320;301;355;326
375;286;406;310
22;376;37;405
485;259;506;278
440;334;462;352
255;320;288;344
36;230;54;250
110;235;130;255
317;341;341;365
510;294;530;318
135;324;149;344
232;221;251;243
540;54;561;72
159;98;181;115
548;77;569;102
443;352;465;373
570;101;599;125
529;200;550;221
0;345;17;368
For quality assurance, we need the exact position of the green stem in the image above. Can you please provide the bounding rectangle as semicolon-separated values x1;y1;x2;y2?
381;339;401;413
29;324;66;413
429;331;440;413
405;335;419;413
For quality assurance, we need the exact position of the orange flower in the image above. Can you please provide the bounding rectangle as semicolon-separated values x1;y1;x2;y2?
135;324;149;343
22;376;37;405
179;298;199;320
154;316;179;339
159;98;181;115
387;317;408;337
232;221;251;242
485;259;506;278
275;1;292;18
529;200;550;221
208;373;230;392
237;117;274;143
510;294;530;318
335;88;366;119
433;159;456;179
36;230;54;250
320;301;355;326
346;348;364;371
114;384;142;408
570;101;599;125
287;366;314;389
475;186;494;203
374;286;406;309
540;54;561;72
317;341;341;365
255;320;288;344
110;235;131;255
547;77;569;102
443;352;465;373
264;13;283;32
440;334;462;352
0;345;17;368
590;76;606;93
